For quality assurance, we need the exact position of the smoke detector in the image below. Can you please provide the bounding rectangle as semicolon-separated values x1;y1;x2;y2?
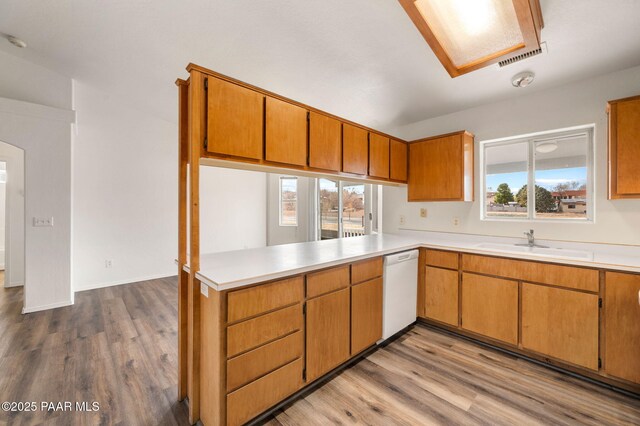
512;72;535;88
7;35;27;48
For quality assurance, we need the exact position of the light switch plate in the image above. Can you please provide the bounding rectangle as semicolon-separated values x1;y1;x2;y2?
420;208;427;218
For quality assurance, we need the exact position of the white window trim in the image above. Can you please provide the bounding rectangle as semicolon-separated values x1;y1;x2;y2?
279;176;298;227
480;124;595;223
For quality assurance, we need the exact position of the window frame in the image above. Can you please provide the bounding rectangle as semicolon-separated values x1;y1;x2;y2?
480;125;595;223
278;176;298;227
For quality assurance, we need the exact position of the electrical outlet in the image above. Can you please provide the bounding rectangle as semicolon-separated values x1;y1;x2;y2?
105;260;113;268
452;217;460;226
399;215;406;225
33;217;54;227
420;208;427;218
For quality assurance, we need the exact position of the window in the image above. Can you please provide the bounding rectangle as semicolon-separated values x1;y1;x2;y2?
318;179;375;239
481;126;594;221
279;177;297;226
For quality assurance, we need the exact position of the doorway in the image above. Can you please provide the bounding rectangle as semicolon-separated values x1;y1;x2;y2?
318;179;377;240
0;143;25;291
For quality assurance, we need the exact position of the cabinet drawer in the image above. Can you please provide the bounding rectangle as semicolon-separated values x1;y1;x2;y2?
227;304;303;357
227;277;303;323
425;249;458;270
462;254;599;292
351;257;383;284
306;266;350;299
522;283;599;370
227;358;303;426
227;330;303;392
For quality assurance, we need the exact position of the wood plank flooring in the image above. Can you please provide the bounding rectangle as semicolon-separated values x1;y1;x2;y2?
1;277;638;426
0;277;189;426
266;326;640;426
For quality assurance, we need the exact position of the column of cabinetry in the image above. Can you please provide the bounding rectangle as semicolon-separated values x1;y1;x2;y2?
351;257;384;355
422;249;459;326
305;266;351;381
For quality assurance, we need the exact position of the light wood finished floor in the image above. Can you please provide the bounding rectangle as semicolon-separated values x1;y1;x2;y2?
1;277;638;426
267;326;640;426
0;277;188;426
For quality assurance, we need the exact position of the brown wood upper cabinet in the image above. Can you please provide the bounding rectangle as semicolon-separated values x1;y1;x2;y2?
207;77;264;160
608;95;640;199
369;133;390;179
408;131;474;201
390;139;408;182
604;272;640;384
342;124;369;175
265;97;308;166
309;112;342;171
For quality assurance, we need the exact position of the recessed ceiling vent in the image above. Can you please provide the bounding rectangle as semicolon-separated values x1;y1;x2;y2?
498;42;547;67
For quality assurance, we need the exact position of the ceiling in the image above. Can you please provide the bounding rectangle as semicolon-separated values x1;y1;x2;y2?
1;0;640;135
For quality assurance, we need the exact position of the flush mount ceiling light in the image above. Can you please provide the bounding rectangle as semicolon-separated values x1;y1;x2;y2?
398;0;543;78
512;71;535;88
535;142;558;153
6;34;27;48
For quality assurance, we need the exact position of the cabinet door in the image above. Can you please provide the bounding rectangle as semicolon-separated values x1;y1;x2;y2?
390;140;408;181
265;97;307;166
609;97;640;197
605;272;640;383
461;273;518;345
306;288;350;382
309;112;341;171
351;278;383;354
342;124;368;175
424;266;458;326
207;77;263;160
522;283;599;370
408;132;474;201
369;133;390;179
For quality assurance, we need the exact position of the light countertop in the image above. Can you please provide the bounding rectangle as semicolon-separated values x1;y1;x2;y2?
182;233;640;291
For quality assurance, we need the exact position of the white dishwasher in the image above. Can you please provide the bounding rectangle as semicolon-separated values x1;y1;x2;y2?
382;250;419;340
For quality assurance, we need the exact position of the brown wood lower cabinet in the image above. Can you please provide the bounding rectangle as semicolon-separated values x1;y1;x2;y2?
227;358;303;426
351;278;383;355
201;259;385;426
424;266;458;326
306;288;350;382
604;272;640;383
521;283;599;370
461;273;518;345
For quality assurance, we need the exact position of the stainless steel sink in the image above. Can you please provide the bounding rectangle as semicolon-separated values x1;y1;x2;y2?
474;243;593;260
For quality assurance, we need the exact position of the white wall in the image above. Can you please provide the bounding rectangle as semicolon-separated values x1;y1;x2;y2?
72;82;267;291
384;65;640;246
0;99;73;312
200;167;267;254
267;174;313;246
0;50;72;110
0;145;25;286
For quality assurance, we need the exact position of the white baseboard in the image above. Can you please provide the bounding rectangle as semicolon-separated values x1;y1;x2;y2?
22;299;73;314
4;281;24;288
74;272;177;292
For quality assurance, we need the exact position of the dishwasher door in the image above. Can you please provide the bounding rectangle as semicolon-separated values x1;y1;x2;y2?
382;250;419;339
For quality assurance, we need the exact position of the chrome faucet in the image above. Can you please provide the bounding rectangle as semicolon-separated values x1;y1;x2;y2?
516;229;548;248
524;229;535;247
